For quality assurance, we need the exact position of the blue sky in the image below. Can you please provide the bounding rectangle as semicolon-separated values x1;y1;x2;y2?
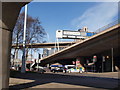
27;2;98;42
17;1;118;59
23;2;118;43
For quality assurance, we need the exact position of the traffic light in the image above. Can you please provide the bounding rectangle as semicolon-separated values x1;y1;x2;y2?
38;54;41;59
72;61;75;64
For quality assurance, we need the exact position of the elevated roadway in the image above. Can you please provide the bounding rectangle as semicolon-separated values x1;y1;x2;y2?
40;23;120;66
12;42;76;48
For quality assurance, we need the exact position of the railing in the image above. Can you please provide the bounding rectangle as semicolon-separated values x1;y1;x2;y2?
95;20;119;33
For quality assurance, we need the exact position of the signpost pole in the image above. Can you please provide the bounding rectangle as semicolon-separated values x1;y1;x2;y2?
57;38;60;51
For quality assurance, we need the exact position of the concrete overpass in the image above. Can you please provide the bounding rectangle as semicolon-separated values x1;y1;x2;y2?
12;42;76;48
0;1;119;89
0;1;31;89
40;23;120;71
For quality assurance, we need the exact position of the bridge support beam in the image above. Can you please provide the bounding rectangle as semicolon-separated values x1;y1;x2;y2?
0;2;30;89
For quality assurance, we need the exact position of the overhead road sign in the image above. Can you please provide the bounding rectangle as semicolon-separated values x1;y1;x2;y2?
56;30;96;39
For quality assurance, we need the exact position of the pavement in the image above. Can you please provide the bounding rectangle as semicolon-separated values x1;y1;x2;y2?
57;72;119;79
9;71;120;89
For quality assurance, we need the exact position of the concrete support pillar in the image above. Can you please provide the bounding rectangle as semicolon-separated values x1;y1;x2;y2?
0;2;31;89
0;27;12;89
111;48;114;72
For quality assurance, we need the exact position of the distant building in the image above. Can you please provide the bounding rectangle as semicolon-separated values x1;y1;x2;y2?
42;48;49;58
42;47;64;58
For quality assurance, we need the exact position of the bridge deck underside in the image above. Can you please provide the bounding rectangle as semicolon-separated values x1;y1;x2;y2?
40;25;120;66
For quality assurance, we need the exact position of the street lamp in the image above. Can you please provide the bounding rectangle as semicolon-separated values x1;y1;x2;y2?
21;4;28;73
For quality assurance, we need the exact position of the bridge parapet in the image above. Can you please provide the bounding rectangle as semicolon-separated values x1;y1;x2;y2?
95;20;118;33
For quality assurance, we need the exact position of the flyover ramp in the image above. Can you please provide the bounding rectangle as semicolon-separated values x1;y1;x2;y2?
40;24;120;66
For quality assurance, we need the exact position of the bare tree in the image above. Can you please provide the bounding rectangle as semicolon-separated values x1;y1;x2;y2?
12;12;46;62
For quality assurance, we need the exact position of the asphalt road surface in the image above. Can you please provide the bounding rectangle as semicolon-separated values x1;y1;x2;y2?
9;72;119;90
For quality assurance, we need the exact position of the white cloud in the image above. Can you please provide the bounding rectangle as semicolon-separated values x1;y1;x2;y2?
71;2;118;32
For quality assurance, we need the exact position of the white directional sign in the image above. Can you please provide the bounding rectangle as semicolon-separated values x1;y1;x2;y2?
56;30;87;39
63;31;80;36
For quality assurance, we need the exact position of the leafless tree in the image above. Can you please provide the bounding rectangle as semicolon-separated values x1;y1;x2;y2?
12;12;46;63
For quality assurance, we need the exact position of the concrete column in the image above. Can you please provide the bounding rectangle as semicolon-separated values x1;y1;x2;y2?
0;27;12;89
111;48;114;72
0;2;31;89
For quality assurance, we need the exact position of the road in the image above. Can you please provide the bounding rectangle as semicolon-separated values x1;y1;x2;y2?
9;71;119;89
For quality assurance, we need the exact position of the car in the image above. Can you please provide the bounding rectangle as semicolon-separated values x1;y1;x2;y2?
68;68;80;73
51;67;64;73
67;66;85;73
79;67;85;73
50;65;64;73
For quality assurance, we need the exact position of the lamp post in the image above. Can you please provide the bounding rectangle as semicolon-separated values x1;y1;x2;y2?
21;4;27;73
